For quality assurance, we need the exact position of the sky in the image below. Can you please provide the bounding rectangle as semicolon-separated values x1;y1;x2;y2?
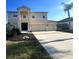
6;0;73;21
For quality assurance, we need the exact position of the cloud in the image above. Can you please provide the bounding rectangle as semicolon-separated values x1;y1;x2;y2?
66;0;73;4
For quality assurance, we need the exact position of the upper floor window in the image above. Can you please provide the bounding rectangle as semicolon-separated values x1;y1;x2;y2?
13;15;17;17
43;16;45;18
23;16;26;18
32;16;35;18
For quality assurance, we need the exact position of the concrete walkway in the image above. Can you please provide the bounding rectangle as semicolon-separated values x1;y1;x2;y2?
32;31;73;59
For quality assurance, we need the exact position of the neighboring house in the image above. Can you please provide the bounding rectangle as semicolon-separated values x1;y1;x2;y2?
57;17;73;31
7;6;57;32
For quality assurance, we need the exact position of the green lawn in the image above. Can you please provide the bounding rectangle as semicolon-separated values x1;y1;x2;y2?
6;33;52;59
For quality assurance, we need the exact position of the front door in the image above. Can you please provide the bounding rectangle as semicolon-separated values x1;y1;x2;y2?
21;23;28;31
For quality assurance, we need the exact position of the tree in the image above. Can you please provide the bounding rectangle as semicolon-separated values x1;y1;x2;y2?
61;2;73;18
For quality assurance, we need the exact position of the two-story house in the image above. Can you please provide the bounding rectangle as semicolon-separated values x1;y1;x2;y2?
7;6;57;32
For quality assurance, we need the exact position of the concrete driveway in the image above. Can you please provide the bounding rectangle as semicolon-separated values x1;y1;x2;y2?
32;31;73;59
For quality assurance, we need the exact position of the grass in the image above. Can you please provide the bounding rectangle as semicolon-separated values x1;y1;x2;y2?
6;33;52;59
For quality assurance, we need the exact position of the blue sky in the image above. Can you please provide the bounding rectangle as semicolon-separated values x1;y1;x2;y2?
6;0;73;21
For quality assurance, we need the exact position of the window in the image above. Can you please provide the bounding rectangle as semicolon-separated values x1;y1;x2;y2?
23;16;26;18
32;16;35;18
13;15;17;17
43;16;45;18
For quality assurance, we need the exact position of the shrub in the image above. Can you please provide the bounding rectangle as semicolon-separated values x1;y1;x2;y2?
12;28;20;35
6;28;21;38
6;31;14;38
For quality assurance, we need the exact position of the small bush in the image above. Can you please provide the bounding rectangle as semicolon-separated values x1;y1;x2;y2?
12;28;20;35
6;31;14;37
6;28;20;38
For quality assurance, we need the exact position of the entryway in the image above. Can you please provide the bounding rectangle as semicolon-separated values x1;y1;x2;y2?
21;23;28;31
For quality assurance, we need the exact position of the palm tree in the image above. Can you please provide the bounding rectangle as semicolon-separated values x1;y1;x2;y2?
61;2;73;18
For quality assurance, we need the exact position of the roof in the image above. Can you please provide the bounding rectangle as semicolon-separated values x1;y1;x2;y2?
31;12;48;13
58;17;73;23
7;11;48;14
7;11;18;13
47;20;57;22
17;6;30;10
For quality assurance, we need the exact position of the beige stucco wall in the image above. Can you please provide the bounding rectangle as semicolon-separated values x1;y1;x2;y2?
46;23;57;31
28;20;57;31
29;24;46;31
8;12;57;31
29;23;57;31
30;12;47;20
